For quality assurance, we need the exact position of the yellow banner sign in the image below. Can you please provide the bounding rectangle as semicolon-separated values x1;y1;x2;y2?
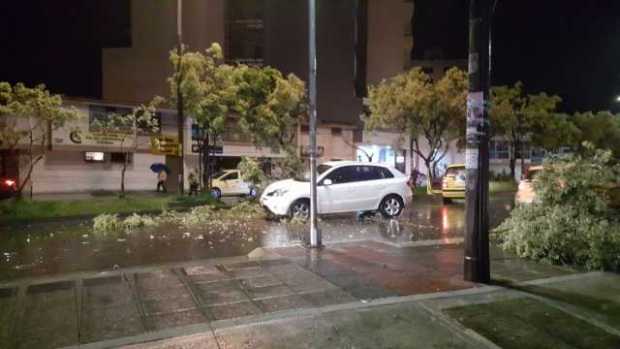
151;135;179;156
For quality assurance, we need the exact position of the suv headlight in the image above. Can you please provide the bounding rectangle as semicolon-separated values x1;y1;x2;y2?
267;188;289;197
274;189;289;197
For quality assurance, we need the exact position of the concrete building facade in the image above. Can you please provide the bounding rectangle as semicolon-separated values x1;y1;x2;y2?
4;0;416;194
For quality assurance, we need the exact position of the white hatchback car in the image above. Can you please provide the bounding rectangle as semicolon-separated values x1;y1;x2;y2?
210;170;255;199
260;161;412;220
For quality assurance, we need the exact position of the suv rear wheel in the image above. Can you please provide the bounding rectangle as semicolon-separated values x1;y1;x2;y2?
379;195;404;218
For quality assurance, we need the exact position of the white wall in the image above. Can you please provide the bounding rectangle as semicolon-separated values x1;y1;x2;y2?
360;130;466;177
29;151;165;194
298;127;356;162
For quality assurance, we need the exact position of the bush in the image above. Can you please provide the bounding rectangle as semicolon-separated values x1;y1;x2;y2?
93;213;159;234
493;145;620;271
123;213;158;231
93;214;123;234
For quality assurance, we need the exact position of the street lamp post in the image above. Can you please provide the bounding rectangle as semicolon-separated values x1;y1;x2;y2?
308;0;321;248
176;0;185;195
464;0;491;283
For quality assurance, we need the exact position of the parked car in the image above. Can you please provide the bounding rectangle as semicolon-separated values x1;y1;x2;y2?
260;161;411;220
515;165;543;205
0;176;17;200
210;170;256;199
441;164;466;204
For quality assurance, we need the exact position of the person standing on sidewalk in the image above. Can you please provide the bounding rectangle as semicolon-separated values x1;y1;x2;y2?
188;170;199;196
157;170;168;193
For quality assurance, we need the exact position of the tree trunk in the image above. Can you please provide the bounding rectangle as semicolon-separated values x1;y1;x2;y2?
424;159;434;194
120;154;127;198
409;137;415;176
204;132;211;191
520;142;526;179
17;155;42;197
509;141;518;179
17;128;42;197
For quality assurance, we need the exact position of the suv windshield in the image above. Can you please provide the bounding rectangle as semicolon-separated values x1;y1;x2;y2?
295;164;332;182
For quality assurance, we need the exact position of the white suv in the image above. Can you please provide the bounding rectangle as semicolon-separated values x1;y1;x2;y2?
260;161;412;220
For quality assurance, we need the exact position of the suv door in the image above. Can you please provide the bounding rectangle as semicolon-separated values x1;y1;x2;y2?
319;166;358;213
358;166;393;210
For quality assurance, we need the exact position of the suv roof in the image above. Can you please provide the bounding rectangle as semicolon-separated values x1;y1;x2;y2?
323;161;389;168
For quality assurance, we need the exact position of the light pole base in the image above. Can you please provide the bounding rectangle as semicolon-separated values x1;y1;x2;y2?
308;226;322;249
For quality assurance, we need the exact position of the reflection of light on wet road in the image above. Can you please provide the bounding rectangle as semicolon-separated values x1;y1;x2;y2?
0;194;517;281
441;207;450;233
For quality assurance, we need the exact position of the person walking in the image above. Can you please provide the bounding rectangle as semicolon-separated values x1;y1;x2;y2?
157;170;168;193
188;170;199;196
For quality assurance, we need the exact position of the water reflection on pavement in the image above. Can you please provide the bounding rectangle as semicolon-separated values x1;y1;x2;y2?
0;194;515;281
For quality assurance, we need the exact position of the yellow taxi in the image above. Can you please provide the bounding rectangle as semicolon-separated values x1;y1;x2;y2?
441;164;466;204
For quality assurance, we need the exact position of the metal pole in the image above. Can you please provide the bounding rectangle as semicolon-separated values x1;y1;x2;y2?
308;0;321;248
176;0;185;194
464;0;491;283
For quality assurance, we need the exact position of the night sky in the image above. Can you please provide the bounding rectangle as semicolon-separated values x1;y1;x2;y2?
1;1;620;113
414;0;620;113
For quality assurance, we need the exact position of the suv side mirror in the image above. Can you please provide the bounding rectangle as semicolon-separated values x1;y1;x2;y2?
322;179;333;186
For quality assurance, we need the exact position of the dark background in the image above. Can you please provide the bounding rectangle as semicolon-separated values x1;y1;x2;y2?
2;0;620;113
413;0;620;113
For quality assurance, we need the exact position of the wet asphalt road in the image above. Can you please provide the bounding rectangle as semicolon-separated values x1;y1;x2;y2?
0;193;515;281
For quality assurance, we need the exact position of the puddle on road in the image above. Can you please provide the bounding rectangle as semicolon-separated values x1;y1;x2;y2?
0;195;514;281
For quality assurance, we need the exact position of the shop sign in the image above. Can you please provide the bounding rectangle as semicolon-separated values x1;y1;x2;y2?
151;135;179;156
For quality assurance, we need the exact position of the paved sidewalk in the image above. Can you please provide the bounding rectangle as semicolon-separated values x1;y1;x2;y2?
0;240;588;348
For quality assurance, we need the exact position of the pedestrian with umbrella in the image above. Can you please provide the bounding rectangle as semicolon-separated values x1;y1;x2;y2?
151;163;170;193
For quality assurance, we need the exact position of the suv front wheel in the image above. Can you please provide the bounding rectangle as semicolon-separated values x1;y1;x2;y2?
379;195;404;218
289;199;310;221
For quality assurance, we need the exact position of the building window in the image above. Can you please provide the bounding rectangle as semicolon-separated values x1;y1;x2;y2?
422;67;434;76
490;141;510;160
226;0;265;65
331;127;343;136
96;0;132;48
111;152;131;164
516;144;531;159
84;152;105;163
192;124;205;140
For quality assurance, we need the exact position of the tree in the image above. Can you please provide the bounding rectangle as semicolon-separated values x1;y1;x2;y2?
571;111;620;158
0;82;79;197
365;67;468;192
532;113;580;152
168;43;306;182
168;43;239;189
234;65;307;178
92;98;162;196
237;156;266;192
489;82;561;178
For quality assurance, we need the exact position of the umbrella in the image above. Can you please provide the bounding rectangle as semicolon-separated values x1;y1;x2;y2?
150;163;171;174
